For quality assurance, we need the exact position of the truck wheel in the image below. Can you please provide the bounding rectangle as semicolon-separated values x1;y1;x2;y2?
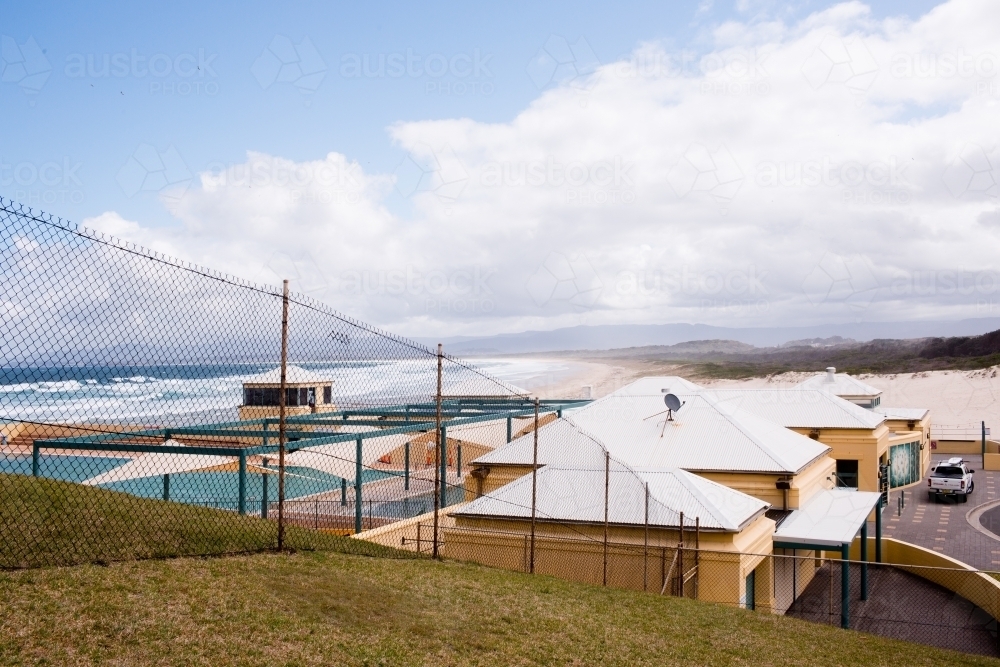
961;493;968;503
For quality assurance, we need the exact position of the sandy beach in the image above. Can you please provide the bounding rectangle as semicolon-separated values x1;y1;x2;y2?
522;357;1000;430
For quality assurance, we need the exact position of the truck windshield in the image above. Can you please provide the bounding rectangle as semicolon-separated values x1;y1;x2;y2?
934;466;965;478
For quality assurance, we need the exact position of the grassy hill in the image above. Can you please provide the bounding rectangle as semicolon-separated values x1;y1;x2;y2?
1;550;997;666
0;473;409;569
0;474;998;665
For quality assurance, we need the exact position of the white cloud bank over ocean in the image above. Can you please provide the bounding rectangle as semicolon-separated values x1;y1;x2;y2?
85;0;1000;337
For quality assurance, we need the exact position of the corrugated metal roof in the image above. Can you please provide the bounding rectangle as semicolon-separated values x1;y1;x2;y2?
874;406;929;420
773;488;882;547
612;376;704;395
454;463;768;531
568;392;830;474
472;418;607;468
705;389;885;429
795;371;881;397
244;365;333;385
475;392;830;475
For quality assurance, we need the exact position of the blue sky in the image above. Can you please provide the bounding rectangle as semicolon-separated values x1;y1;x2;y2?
3;0;939;226
4;0;996;337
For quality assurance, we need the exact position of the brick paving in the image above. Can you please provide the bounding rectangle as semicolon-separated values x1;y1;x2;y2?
876;454;1000;571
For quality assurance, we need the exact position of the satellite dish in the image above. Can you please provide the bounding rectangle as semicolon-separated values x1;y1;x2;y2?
664;393;683;412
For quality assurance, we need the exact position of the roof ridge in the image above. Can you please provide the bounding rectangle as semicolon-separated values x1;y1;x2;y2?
665;469;736;531
695;392;797;472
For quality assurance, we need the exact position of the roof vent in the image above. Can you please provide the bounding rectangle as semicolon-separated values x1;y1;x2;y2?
826;367;836;381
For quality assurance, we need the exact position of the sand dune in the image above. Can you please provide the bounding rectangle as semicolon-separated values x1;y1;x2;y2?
525;358;1000;430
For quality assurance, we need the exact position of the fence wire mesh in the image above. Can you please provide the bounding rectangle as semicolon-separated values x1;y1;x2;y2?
0;198;538;567
5;198;1000;659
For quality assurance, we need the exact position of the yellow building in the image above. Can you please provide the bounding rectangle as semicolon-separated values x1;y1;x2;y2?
458;376;885;621
448;464;779;608
238;365;337;421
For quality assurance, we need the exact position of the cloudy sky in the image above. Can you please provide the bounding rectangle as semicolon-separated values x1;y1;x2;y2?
4;0;999;337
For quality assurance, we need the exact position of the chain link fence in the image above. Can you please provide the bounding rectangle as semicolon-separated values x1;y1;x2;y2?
4;198;1000;659
0;198;560;568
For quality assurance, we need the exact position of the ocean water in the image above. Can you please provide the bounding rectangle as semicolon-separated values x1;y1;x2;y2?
0;358;572;425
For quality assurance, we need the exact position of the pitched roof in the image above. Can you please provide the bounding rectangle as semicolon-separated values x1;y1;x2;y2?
873;406;930;421
568;392;830;474
611;376;704;396
453;464;768;531
244;365;333;386
705;389;885;429
795;370;881;397
475;392;830;475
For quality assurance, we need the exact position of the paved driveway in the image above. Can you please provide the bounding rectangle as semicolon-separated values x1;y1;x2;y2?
878;454;1000;571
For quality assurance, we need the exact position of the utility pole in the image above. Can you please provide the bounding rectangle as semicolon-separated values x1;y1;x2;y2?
277;279;289;551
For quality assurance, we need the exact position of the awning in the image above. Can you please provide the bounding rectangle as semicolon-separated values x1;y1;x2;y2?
773;488;882;548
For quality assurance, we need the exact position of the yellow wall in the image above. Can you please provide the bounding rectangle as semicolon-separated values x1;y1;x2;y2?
443;513;776;608
849;536;1000;623
789;424;889;493
933;439;983;455
696;455;835;510
237;404;338;421
464;464;535;500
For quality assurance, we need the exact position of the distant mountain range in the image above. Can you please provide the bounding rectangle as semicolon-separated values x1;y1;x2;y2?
417;318;1000;356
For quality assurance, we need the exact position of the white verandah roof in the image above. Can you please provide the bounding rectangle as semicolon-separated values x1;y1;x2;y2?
773;488;882;548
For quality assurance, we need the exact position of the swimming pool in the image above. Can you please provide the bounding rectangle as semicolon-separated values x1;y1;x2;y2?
1;454;389;508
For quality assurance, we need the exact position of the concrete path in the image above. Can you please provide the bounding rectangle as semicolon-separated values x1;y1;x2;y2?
788;562;998;657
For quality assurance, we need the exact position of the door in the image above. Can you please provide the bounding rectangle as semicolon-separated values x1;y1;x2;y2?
744;569;756;610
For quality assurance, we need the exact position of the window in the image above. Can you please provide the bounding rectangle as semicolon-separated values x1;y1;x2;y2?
323;386;332;404
836;459;859;488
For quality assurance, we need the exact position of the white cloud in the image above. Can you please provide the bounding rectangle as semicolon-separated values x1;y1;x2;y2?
85;0;1000;336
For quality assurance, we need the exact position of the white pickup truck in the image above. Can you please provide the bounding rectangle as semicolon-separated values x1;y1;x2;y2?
927;457;975;503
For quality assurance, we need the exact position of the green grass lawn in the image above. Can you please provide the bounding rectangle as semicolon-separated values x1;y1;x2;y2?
0;473;410;569
2;550;998;667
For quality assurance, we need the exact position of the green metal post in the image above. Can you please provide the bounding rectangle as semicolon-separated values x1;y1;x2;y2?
261;458;269;519
238;451;247;515
162;473;170;501
341;478;347;506
875;503;882;563
32;442;39;477
506;416;512;443
404;441;410;490
457;443;462;477
440;425;448;509
557;409;562;418
355;436;363;534
860;522;868;601
262;420;269;448
841;543;850;630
